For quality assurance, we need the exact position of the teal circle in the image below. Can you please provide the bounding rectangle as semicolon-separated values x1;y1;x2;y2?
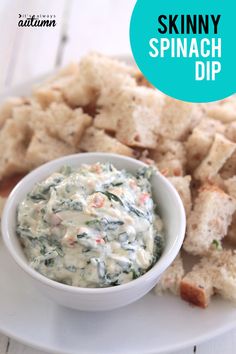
130;0;236;103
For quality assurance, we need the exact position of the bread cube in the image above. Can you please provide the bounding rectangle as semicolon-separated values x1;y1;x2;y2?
184;185;236;255
168;176;192;216
79;127;135;157
26;130;75;168
115;86;163;148
194;134;236;182
155;254;184;295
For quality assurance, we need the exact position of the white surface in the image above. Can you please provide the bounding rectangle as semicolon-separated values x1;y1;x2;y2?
2;153;185;311
0;0;235;353
0;0;135;91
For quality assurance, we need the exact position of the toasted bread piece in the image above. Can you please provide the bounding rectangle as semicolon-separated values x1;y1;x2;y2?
96;85;163;136
150;138;186;176
94;106;119;132
33;63;80;107
206;103;236;123
155;254;184;295
94;67;138;132
115;86;163;148
62;77;98;108
150;138;186;164
185;119;226;171
168;176;192;216
62;53;137;108
180;266;214;308
26;130;75;168
224;178;236;244
28;103;92;147
194;134;236;182
0;118;32;180
225;215;236;245
135;71;153;88
27;104;49;132
194;116;225;136
192;117;225;134
220;151;236;179
185;129;212;171
190;104;205;130
46;60;95;108
79;52;137;84
208;174;226;191
225;122;236;143
213;250;236;301
225;177;236;199
0;97;25;128
139;150;155;166
180;253;216;308
58;109;92;147
12;104;33;122
183;185;236;255
12;100;44;129
157;159;184;177
47;103;92;147
33;86;64;109
159;97;199;141
79;127;135;157
181;250;236;307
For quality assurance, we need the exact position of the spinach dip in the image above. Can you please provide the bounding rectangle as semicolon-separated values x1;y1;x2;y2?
16;163;164;288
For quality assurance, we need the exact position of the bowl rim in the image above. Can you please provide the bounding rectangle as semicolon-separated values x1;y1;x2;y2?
1;152;186;294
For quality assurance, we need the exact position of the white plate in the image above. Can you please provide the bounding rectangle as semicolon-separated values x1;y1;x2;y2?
1;64;236;354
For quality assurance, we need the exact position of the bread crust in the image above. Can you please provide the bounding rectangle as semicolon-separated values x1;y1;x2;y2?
184;184;236;255
180;280;210;308
79;127;135;157
194;134;236;182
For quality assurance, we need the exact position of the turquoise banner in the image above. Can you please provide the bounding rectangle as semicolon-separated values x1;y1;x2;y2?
130;0;235;103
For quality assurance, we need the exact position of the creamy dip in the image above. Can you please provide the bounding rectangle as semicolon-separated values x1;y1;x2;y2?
17;163;164;288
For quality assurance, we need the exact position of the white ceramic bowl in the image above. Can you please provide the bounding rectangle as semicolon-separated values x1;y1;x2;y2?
2;153;186;311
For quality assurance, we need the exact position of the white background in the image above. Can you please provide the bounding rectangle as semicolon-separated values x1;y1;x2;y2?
0;0;236;353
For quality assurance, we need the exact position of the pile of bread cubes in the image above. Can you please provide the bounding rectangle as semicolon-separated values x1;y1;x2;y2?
1;53;236;308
